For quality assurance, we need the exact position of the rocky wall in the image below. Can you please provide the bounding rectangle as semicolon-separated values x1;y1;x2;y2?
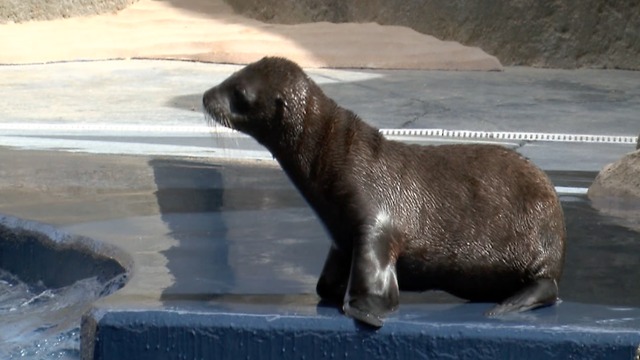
225;0;640;70
0;0;138;23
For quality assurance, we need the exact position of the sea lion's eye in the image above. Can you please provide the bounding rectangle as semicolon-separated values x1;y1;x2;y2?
230;87;251;114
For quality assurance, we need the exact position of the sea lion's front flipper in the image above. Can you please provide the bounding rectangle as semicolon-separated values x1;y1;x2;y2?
316;245;351;304
343;213;400;328
485;278;559;316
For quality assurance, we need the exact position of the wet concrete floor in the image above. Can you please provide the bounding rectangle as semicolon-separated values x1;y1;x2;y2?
0;148;639;315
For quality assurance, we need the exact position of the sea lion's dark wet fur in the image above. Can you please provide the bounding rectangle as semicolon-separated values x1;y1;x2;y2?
203;57;566;327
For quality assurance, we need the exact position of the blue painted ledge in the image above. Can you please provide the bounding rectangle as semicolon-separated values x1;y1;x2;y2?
82;302;640;360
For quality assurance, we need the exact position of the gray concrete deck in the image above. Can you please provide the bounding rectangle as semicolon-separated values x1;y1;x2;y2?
1;60;638;169
1;60;639;359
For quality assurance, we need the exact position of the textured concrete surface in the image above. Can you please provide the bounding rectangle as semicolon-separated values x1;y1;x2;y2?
3;0;638;69
1;60;640;358
1;60;638;170
0;0;501;70
227;0;640;70
84;307;640;360
0;0;137;23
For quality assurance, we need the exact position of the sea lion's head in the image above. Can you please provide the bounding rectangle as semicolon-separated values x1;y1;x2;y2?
203;57;315;149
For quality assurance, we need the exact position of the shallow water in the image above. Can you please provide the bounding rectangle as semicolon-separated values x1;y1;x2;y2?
2;164;639;358
0;270;125;360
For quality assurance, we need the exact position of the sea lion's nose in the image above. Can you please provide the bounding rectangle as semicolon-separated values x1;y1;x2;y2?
202;87;228;114
202;87;216;108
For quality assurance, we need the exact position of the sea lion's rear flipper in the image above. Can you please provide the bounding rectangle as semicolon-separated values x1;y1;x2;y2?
485;278;559;316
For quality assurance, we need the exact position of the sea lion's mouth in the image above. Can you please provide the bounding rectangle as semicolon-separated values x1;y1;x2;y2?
203;106;233;130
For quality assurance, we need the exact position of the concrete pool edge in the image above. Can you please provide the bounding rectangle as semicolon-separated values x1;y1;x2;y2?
81;307;640;360
0;213;132;290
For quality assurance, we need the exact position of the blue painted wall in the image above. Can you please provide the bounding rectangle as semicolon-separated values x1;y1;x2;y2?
83;306;640;360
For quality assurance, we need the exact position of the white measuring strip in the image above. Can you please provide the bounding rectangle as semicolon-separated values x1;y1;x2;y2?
0;123;635;145
554;186;588;195
380;128;638;145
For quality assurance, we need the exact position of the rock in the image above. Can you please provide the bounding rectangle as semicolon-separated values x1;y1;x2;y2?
589;150;640;201
224;0;640;70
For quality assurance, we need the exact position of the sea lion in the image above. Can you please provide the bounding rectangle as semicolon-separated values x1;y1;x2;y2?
202;57;566;328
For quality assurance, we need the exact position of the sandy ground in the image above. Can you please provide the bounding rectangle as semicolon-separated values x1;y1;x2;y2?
0;0;502;70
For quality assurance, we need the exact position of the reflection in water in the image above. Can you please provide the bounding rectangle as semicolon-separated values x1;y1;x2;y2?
149;160;640;309
151;159;235;298
1;158;637;358
150;159;325;306
561;195;640;306
2;160;636;359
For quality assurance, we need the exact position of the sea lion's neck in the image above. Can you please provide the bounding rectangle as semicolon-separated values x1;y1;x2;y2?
271;95;382;198
271;105;328;181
